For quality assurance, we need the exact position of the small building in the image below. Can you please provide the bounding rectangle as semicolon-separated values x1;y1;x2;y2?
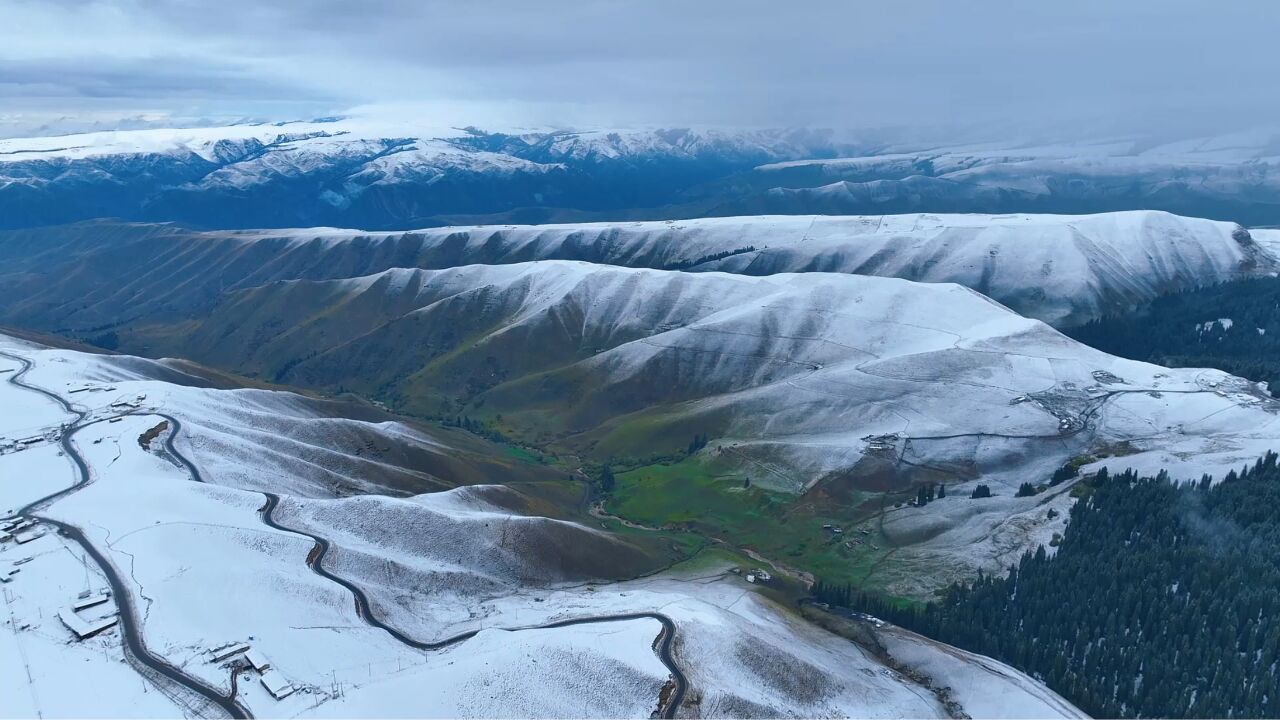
17;437;43;446
73;591;111;611
13;530;45;544
109;417;124;423
209;642;250;663
245;648;271;673
0;531;10;543
259;670;295;700
59;608;119;639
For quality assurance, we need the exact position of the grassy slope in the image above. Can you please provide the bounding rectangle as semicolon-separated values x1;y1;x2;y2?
605;455;914;592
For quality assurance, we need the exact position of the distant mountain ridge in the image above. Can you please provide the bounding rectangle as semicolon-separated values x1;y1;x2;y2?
8;119;1280;228
0;120;847;230
1;210;1268;327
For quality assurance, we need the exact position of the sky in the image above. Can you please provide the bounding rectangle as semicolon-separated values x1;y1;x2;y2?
1;0;1276;139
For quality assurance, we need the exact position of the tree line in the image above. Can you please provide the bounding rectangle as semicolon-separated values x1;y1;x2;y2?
817;454;1280;718
1070;276;1280;396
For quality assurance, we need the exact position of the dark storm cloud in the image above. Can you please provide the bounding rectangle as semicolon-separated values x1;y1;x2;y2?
3;0;1278;136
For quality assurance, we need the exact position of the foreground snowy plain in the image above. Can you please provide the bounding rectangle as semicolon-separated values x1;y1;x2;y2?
0;333;1082;718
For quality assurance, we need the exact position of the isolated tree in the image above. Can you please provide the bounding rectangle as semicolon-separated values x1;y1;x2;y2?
971;484;992;499
597;465;615;493
1050;463;1079;486
687;434;709;455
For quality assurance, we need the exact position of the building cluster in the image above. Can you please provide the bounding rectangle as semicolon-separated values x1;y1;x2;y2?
58;589;118;639
0;516;45;548
0;428;62;455
207;641;297;700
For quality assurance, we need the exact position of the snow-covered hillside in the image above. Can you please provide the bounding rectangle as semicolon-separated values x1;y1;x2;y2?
1;210;1268;328
0;333;1083;718
223;210;1275;326
1250;227;1280;257
1;229;1276;494
169;261;1279;489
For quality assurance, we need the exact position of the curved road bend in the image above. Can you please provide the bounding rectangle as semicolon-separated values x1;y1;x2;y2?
258;494;690;717
0;350;251;720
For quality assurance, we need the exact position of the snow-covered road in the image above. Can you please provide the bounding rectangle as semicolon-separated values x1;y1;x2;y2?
0;349;250;718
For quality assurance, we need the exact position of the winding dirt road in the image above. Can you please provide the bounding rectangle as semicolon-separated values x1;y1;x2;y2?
3;347;689;719
257;492;689;717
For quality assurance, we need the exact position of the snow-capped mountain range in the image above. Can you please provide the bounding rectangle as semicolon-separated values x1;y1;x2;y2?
0;119;847;229
7;118;1280;229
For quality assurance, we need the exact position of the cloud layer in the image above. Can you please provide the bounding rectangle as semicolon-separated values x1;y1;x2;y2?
2;0;1275;138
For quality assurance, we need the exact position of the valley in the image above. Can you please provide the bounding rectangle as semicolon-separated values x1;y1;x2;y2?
5;213;1280;601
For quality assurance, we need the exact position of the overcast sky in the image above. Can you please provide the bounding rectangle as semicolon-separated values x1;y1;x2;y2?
1;0;1275;139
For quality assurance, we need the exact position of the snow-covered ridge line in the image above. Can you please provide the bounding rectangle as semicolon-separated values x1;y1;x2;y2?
113;209;1275;326
0;119;836;164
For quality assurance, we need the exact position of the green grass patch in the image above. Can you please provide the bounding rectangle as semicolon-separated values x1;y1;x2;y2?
604;456;900;592
502;444;543;464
